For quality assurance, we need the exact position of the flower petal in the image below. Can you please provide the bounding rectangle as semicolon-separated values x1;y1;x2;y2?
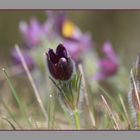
48;49;59;64
56;44;68;58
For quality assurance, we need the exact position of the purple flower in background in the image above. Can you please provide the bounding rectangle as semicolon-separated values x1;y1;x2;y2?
95;42;118;80
63;33;92;62
11;48;35;71
46;11;65;35
19;18;43;48
46;43;74;81
46;11;90;41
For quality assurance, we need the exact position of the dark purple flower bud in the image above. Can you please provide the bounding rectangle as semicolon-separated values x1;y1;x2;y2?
46;44;74;81
11;48;35;71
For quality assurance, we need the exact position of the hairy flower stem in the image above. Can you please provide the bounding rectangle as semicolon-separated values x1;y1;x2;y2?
73;109;80;129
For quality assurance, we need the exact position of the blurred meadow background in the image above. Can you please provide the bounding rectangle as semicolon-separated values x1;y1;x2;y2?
0;11;140;130
1;11;140;67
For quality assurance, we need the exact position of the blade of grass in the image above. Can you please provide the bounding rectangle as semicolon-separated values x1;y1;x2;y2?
130;69;140;109
48;93;55;129
15;45;48;126
0;64;25;84
1;99;22;129
43;53;56;129
119;95;132;128
78;64;96;127
2;117;16;130
2;68;32;128
100;94;120;130
28;117;40;129
136;112;140;129
98;85;124;114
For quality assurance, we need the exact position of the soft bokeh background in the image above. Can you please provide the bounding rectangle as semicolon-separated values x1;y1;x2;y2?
0;11;140;69
0;10;139;129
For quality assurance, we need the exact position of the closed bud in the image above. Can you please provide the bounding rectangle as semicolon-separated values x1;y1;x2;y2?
46;43;74;81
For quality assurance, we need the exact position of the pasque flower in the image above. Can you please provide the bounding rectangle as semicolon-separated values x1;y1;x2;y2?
95;42;118;80
46;11;89;41
47;44;82;128
46;43;74;81
19;18;43;48
63;34;92;62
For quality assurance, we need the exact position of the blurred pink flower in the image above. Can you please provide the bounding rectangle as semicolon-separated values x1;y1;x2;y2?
19;18;43;48
95;42;118;80
63;33;92;62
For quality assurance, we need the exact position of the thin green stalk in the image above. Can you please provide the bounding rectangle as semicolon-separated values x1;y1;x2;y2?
2;117;16;130
101;95;120;130
119;95;132;128
78;64;95;127
15;45;48;126
73;109;80;129
2;68;32;128
49;77;74;128
48;94;55;129
98;85;123;113
136;112;140;129
1;99;22;129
